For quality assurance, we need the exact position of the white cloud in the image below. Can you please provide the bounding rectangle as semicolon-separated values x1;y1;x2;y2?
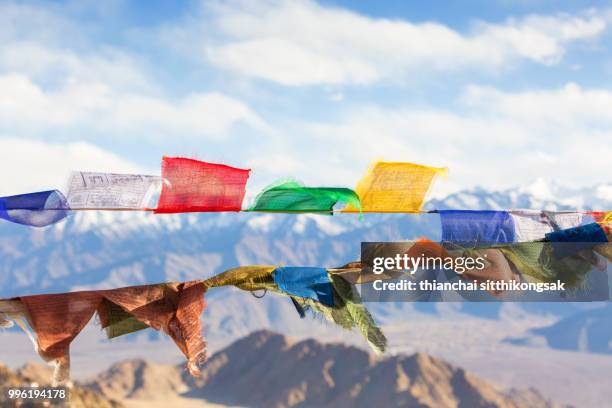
0;42;151;90
476;12;606;65
0;74;267;138
288;82;612;194
0;2;266;139
111;91;268;137
463;83;612;126
0;2;78;44
0;139;149;196
201;0;607;85
0;2;148;90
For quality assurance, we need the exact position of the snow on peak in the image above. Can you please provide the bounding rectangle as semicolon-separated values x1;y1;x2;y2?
247;214;275;232
291;214;348;236
519;177;556;201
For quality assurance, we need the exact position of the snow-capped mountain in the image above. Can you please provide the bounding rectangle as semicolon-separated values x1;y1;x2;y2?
429;178;612;212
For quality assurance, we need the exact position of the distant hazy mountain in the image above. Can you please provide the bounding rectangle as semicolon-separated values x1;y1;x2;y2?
430;178;612;212
82;330;566;408
506;303;612;354
0;362;122;408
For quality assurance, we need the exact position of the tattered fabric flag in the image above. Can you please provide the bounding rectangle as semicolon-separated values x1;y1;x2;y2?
65;172;161;210
499;242;550;283
272;267;334;307
100;281;207;376
248;178;361;214
546;222;608;244
155;157;250;213
202;265;277;292
499;242;598;288
438;210;516;244
204;264;386;354
595;242;612;263
19;291;99;385
291;274;386;354
509;211;584;242
0;300;37;349
13;281;207;384
101;300;149;339
0;190;69;227
343;161;447;213
0;300;71;385
594;222;612;262
545;222;609;258
289;296;307;318
329;275;386;354
203;265;386;354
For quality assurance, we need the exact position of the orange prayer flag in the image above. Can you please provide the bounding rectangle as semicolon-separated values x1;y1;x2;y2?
16;281;207;384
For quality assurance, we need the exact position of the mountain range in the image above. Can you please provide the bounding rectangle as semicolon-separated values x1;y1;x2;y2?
0;362;122;407
78;330;565;408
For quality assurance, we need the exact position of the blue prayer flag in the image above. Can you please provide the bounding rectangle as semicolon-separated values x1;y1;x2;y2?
438;210;516;244
0;190;69;227
546;222;608;258
272;267;334;307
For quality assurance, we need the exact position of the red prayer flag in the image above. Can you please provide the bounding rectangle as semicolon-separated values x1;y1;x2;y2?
591;211;612;223
155;157;250;213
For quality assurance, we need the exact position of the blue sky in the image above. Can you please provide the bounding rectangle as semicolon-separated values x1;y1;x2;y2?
1;0;611;199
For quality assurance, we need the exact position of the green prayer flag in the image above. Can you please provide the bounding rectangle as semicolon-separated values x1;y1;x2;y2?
249;179;361;214
102;301;149;339
286;274;387;355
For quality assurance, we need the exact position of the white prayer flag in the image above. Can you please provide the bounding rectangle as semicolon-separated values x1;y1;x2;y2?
66;172;161;209
510;210;583;241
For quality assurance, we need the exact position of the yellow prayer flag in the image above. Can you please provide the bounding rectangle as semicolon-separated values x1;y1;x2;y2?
343;161;447;213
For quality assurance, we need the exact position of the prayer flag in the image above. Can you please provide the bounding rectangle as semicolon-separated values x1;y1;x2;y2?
545;223;608;243
155;157;250;213
249;178;361;214
15;281;207;384
0;190;69;227
272;267;334;306
344;161;447;213
595;242;612;263
591;211;612;228
545;222;608;258
65;172;160;209
591;211;611;221
100;281;207;376
438;210;516;244
500;241;603;289
510;210;583;241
